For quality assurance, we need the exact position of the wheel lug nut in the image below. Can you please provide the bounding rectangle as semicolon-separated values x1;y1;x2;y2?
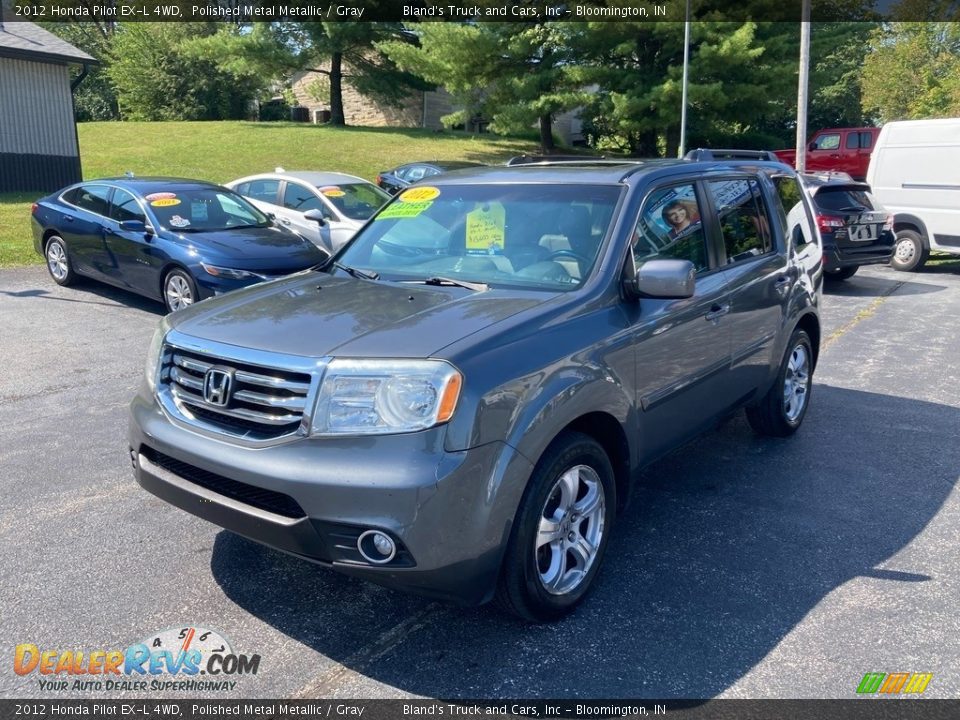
567;532;575;541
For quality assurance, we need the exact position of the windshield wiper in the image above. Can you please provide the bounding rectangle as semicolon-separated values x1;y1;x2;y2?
420;276;488;292
333;261;379;281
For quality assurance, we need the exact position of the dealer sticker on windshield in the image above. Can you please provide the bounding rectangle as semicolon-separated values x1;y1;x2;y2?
398;186;440;203
376;201;433;220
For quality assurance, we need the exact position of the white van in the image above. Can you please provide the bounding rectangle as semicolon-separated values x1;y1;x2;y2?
866;118;960;271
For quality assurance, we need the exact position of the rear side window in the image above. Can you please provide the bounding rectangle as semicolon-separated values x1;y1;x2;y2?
633;183;709;272
110;189;146;224
859;131;874;149
73;185;112;216
814;187;877;212
772;176;816;248
707;179;773;264
242;179;280;204
845;133;860;149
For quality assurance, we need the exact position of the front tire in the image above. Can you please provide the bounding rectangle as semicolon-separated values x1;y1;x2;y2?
746;329;814;437
496;432;616;622
163;269;198;313
45;236;75;286
890;229;928;272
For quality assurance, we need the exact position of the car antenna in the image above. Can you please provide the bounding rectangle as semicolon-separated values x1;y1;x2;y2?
275;167;285;173
125;170;135;178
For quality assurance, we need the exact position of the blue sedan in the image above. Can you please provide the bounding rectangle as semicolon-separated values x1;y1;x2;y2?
32;178;329;313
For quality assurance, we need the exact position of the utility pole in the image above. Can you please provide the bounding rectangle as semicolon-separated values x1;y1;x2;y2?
795;0;811;173
679;0;691;157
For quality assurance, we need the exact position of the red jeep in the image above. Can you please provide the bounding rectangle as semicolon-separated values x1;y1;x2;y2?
775;127;880;181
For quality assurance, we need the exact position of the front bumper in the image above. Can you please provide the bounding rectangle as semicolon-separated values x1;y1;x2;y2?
129;393;532;605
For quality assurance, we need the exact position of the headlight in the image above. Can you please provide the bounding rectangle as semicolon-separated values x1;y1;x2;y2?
311;359;462;436
144;317;170;392
200;263;263;280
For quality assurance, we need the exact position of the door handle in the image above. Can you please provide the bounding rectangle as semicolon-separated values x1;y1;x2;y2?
64;215;74;223
280;218;291;225
704;303;730;321
774;277;791;289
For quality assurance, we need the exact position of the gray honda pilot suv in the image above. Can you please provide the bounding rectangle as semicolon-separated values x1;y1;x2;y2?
130;157;823;621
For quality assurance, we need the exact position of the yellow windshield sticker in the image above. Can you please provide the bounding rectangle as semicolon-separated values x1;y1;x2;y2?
320;186;345;197
376;201;433;220
399;186;440;203
150;198;181;208
466;202;506;252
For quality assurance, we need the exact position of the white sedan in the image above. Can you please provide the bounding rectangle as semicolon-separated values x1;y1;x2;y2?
226;170;390;254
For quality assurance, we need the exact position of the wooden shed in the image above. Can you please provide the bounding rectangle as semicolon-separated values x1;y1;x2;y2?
0;17;95;192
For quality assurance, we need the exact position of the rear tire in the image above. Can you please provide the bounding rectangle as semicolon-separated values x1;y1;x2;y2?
45;236;76;286
746;329;813;437
890;229;928;272
495;432;616;622
824;266;858;281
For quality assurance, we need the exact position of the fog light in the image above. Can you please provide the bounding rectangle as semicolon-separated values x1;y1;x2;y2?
357;530;397;564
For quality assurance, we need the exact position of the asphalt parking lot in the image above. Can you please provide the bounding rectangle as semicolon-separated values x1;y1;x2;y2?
1;261;959;700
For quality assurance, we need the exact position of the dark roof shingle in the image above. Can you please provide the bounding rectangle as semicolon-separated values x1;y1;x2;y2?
0;20;97;64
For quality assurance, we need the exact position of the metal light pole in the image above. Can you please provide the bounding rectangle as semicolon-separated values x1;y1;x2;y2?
679;0;691;157
795;0;811;173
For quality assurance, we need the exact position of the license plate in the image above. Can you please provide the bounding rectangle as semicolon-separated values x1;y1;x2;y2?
848;223;878;242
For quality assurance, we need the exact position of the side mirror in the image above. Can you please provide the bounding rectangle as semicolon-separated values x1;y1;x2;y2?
303;209;326;226
120;219;154;237
808;142;816;152
625;259;696;299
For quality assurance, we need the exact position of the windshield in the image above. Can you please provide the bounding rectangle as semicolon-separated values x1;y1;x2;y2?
337;184;621;291
319;182;390;221
145;188;270;232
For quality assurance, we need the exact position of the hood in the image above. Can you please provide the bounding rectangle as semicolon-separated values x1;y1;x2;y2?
168;273;553;359
169;225;324;269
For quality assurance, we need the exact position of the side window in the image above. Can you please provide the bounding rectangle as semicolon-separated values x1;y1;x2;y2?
423;167;442;178
772;176;817;250
282;183;323;212
812;133;841;151
845;132;860;149
110;189;146;224
632;183;709;272
860;131;874;149
73;185;112;217
247;179;280;204
707;178;772;264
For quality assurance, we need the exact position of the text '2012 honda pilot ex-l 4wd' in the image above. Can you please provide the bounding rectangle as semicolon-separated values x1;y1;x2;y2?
130;156;823;621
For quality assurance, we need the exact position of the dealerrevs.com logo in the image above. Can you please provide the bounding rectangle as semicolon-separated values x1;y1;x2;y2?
856;672;933;695
14;627;261;692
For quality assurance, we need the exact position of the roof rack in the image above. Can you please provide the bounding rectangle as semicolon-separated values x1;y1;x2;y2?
684;148;780;162
506;154;606;166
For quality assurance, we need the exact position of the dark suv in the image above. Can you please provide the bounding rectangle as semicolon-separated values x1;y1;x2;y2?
801;173;895;281
130;157;823;621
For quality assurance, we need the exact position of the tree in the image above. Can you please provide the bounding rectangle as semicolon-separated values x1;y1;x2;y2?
106;23;267;121
382;22;586;151
284;21;429;126
861;22;960;122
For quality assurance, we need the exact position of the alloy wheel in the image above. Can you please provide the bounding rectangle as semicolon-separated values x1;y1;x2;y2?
782;343;810;423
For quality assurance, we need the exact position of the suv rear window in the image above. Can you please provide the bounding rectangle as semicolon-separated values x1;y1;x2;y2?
814;187;878;212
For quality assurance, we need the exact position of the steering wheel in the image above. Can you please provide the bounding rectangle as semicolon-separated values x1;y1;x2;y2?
546;248;592;265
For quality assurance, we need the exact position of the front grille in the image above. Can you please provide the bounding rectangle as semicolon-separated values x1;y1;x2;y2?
159;345;313;442
142;446;306;519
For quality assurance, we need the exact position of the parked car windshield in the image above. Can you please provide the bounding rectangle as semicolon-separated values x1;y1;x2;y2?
337;184;621;291
319;182;390;221
145;188;270;232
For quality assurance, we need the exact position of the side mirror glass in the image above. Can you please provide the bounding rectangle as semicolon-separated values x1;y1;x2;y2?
808;142;816;152
303;209;326;226
627;258;696;299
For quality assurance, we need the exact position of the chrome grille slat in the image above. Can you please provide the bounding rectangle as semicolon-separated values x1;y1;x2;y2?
232;389;306;410
159;342;316;442
234;369;310;393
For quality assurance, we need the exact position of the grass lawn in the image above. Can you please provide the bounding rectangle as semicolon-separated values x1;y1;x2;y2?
1;121;540;268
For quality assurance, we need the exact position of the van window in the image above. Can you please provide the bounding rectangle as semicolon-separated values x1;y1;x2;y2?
859;132;874;149
845;133;860;150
